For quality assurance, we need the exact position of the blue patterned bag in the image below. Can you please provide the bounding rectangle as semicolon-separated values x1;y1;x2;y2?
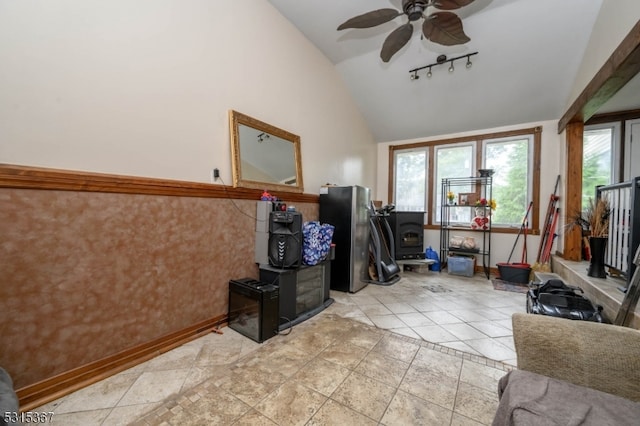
302;221;335;265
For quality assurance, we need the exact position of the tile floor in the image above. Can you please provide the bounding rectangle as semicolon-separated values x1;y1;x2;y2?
35;270;527;425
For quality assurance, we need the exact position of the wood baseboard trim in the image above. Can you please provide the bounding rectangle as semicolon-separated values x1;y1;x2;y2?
0;163;319;203
16;315;228;411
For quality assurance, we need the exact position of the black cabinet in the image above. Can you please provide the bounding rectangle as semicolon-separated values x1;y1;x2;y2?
259;260;331;330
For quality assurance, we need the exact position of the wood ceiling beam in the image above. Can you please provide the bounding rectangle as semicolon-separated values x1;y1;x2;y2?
558;20;640;134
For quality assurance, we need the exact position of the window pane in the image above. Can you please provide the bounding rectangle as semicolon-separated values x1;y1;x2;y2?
485;138;530;226
394;150;426;211
583;128;612;210
435;145;474;222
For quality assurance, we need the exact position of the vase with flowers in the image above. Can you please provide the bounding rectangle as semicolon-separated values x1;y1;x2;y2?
567;197;610;278
447;191;456;205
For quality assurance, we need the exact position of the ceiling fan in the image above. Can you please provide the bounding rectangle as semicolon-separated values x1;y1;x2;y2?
337;0;475;62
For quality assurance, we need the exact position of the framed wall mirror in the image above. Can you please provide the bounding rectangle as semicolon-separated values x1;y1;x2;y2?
229;110;304;193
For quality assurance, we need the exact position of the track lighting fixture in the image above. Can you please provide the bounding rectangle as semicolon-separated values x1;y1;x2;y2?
257;132;270;143
409;52;478;80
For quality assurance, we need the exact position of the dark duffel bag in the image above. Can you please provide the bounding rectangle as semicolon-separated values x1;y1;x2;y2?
526;278;605;322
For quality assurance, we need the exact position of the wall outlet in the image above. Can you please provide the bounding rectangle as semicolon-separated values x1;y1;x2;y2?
213;168;220;179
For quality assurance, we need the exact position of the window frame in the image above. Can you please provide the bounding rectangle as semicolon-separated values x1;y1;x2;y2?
388;126;541;234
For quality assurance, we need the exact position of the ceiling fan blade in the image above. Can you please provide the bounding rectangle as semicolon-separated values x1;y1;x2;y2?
337;9;402;30
380;23;414;62
422;12;470;46
431;0;475;11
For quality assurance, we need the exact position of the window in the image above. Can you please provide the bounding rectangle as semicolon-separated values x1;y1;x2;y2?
583;125;616;210
390;127;541;232
484;136;532;226
393;149;427;211
434;143;474;222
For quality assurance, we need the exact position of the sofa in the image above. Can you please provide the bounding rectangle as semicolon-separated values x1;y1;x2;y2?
493;313;640;425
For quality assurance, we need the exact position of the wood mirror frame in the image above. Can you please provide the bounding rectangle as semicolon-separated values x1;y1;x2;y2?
229;110;304;193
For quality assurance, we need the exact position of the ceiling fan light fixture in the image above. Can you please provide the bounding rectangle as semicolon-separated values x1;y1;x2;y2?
409;51;478;81
337;0;475;62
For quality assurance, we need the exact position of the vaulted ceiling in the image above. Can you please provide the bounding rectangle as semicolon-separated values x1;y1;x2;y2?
268;0;609;142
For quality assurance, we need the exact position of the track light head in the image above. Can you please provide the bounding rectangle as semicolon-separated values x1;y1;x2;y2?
408;51;478;81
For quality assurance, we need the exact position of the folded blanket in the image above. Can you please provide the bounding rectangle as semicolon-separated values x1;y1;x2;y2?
494;370;640;425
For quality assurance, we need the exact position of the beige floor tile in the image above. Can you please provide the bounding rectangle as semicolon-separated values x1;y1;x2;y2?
382;302;418;314
233;409;279;425
459;360;506;392
48;372;139;414
412;347;463;379
372;333;421;363
493;336;516;351
326;302;365;318
396;311;435;327
33;270;532;425
331;372;396;421
164;386;250;425
118;369;191;406
102;402;162;426
350;295;380;306
448;309;492;322
339;325;385;350
389;326;422;339
464;338;516;362
291;357;351;396
214;364;286;406
284;328;337;355
354;351;410;387
454;381;499;425
307;399;377;426
441;322;491;340
319;341;369;369
242;342;314;377
48;408;111;425
400;365;459;410
440;341;482;356
359;303;393;316
368;314;408;329
412;325;459;343
451;412;488;425
468;320;513;338
254;381;327;426
423;310;465;324
381;389;453;426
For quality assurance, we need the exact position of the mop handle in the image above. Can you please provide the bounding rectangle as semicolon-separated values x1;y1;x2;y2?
507;201;533;264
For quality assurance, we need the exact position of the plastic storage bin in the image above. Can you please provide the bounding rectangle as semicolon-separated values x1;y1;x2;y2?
447;255;476;277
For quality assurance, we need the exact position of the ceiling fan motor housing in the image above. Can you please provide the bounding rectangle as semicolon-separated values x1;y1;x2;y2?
404;0;428;21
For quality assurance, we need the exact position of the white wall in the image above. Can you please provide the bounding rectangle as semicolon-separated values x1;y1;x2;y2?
375;120;563;267
0;0;376;193
567;0;640;109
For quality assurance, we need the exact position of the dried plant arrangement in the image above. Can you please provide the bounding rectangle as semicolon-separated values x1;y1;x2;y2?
567;197;610;238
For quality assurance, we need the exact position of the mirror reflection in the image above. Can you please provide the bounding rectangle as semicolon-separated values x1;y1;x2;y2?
229;110;303;193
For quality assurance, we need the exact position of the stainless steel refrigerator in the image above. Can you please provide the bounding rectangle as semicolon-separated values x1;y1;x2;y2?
319;185;370;293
